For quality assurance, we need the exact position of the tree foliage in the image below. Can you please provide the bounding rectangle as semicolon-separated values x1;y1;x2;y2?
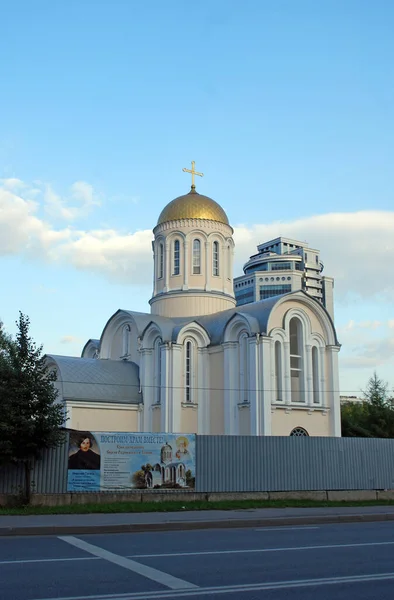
341;372;394;438
0;313;65;502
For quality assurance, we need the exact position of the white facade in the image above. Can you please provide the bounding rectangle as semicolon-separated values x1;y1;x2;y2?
47;186;342;437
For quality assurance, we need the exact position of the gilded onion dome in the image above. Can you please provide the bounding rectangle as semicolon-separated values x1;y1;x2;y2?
157;188;229;226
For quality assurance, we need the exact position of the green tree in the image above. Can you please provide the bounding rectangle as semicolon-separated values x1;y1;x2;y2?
0;313;65;503
341;372;394;438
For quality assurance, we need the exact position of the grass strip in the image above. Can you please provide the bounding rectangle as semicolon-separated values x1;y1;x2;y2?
1;498;394;515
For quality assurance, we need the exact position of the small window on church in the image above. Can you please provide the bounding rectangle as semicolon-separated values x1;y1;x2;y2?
158;243;164;279
173;240;180;275
290;427;309;436
213;241;219;276
193;239;201;274
185;341;192;402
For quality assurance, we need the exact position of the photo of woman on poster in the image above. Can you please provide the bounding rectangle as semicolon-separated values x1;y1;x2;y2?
68;433;101;470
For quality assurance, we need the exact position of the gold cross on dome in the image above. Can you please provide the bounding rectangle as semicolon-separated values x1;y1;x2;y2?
182;161;204;190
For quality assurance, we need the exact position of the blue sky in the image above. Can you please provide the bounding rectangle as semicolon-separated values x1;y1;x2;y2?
1;0;394;396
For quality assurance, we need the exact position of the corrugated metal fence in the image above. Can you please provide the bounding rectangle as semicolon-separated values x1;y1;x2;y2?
196;436;394;492
0;433;69;494
2;435;394;494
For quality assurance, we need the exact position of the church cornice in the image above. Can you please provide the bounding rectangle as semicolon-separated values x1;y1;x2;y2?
153;219;233;235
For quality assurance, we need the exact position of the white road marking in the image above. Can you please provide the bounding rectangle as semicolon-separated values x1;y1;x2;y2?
58;536;197;591
0;556;98;566
3;538;394;566
32;570;394;600
130;539;394;558
254;526;320;531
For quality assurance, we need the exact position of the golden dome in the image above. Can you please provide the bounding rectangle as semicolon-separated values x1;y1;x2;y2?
157;189;229;226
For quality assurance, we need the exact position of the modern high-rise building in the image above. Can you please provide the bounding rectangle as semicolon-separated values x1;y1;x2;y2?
234;236;334;318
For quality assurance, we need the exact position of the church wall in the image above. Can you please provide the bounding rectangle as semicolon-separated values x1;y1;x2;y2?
181;406;198;433
271;408;330;437
150;294;235;318
208;349;225;434
152;406;161;432
238;405;250;435
70;406;139;432
268;300;326;339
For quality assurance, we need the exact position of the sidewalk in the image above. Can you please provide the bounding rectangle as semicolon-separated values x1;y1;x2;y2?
2;505;394;536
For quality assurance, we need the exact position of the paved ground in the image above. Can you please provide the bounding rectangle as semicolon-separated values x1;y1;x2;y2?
3;505;394;535
1;520;394;599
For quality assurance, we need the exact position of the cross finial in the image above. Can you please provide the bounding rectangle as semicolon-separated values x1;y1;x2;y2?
182;161;204;190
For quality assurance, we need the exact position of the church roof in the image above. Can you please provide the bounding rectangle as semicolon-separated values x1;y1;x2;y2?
172;291;339;346
45;355;141;404
180;295;281;345
156;188;230;226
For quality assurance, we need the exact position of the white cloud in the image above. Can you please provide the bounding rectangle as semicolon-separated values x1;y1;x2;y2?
339;320;383;333
60;335;82;344
233;211;394;301
44;180;100;220
0;178;26;191
1;178;394;299
0;180;152;282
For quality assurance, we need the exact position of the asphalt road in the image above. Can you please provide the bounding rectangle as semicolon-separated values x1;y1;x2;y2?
1;521;394;600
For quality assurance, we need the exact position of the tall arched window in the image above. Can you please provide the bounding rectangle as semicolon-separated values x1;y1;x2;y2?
153;337;162;404
312;346;320;404
213;241;219;276
173;240;180;275
185;340;193;402
274;340;283;401
122;324;131;357
289;317;304;402
192;239;201;274
158;242;164;279
239;333;248;403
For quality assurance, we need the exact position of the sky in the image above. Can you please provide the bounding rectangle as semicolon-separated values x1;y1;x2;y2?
1;0;393;397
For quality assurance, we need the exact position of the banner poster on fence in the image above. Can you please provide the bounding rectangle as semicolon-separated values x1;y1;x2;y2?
67;431;196;492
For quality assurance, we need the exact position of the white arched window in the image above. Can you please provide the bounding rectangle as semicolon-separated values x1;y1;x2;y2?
213;241;219;276
122;324;131;357
289;317;305;403
274;340;283;401
173;240;180;276
239;333;248;403
153;337;162;404
312;346;320;404
158;242;164;279
192;239;201;274
185;339;194;402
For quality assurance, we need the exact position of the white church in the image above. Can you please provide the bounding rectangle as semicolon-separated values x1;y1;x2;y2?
47;164;342;437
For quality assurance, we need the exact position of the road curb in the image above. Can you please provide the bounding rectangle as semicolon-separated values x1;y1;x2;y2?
2;512;394;536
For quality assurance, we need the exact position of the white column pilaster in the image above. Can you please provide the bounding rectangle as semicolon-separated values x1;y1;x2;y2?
170;343;183;433
205;241;211;291
305;344;313;406
140;348;154;432
319;346;326;406
183;240;189;290
327;345;341;436
160;343;171;432
223;341;238;434
248;336;260;436
153;241;157;296
164;241;170;292
197;347;209;434
283;341;291;404
259;336;272;435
